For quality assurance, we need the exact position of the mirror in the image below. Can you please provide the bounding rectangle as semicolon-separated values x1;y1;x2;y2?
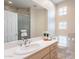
4;7;49;43
4;10;31;43
4;0;55;43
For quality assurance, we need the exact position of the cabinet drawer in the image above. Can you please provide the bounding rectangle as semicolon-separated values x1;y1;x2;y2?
29;47;49;59
29;52;41;59
42;53;50;59
50;42;58;51
40;47;50;57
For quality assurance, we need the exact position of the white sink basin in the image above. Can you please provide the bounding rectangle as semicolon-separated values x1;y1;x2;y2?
15;43;40;55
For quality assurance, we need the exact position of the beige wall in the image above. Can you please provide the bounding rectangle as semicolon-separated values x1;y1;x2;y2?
30;8;48;37
33;0;56;34
55;0;75;36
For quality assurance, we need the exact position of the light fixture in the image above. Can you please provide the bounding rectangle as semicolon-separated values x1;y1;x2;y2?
8;0;12;4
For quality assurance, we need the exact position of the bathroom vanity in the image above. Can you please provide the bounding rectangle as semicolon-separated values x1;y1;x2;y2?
4;37;58;59
26;41;58;59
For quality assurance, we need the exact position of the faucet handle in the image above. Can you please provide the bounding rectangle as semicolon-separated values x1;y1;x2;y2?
17;40;23;47
24;39;31;47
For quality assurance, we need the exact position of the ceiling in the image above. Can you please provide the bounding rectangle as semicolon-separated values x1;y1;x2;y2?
4;0;65;9
4;0;45;9
50;0;64;4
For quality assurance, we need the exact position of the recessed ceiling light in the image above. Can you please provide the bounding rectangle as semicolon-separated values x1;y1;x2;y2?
8;0;12;4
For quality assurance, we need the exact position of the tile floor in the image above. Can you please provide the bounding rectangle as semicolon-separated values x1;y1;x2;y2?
58;37;75;59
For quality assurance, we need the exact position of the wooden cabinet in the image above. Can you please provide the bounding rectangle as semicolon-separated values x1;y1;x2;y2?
50;50;58;59
28;47;50;59
40;47;49;57
50;42;58;59
42;54;50;59
29;53;41;59
50;43;58;59
25;42;58;59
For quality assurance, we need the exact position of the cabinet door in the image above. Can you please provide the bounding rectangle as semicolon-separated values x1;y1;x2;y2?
50;50;58;59
29;53;41;59
50;42;58;59
42;54;50;59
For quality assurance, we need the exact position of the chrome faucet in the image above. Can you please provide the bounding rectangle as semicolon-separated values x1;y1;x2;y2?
23;39;31;47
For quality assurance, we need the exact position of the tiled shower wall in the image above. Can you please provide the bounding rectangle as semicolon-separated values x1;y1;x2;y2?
18;14;30;40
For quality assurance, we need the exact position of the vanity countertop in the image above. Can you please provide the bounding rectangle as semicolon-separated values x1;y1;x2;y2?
4;37;58;59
